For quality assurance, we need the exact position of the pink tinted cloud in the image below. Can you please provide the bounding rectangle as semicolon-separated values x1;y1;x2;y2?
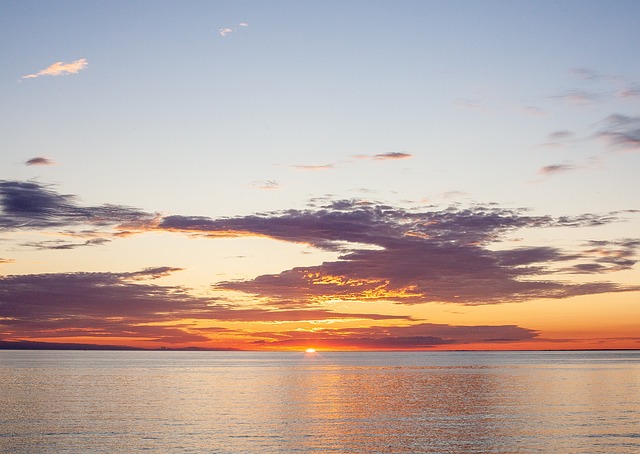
22;59;88;79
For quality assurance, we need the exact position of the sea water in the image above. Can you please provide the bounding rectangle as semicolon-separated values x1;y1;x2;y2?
1;350;639;453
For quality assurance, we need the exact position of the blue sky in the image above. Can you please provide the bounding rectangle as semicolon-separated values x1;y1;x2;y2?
1;1;639;350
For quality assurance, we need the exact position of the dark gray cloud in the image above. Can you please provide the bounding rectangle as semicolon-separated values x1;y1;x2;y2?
0;180;154;231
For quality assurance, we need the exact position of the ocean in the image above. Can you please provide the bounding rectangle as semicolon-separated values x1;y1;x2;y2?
1;350;639;453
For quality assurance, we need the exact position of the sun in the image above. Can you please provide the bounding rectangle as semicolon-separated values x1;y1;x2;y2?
305;348;316;353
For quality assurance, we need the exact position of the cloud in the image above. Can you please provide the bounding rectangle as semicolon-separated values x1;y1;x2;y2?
547;130;575;142
563;239;640;273
538;164;577;176
0;267;412;344
155;199;639;306
293;163;335;171
22;59;88;79
251;180;280;190
3;181;637;309
355;152;413;161
570;67;610;82
521;106;547;116
246;323;539;349
21;238;111;250
0;180;155;231
618;84;640;100
565;68;640;105
454;98;487;111
219;22;249;37
595;114;640;151
25;157;55;166
552;90;602;106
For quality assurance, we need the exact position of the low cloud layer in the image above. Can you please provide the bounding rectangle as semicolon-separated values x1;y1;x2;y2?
1;180;638;348
248;323;539;349
0;267;411;345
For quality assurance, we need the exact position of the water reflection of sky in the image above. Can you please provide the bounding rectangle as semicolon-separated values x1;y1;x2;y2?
1;351;638;452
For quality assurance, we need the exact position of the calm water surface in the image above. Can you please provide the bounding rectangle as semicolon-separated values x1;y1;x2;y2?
1;350;639;453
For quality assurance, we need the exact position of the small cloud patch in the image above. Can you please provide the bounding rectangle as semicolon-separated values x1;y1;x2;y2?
25;157;55;166
22;59;88;80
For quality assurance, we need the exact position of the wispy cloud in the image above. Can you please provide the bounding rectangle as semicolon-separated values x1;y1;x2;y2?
547;130;575;142
538;163;577;176
595;114;640;152
521;105;548;116
355;152;413;161
563;67;640;104
552;90;602;106
22;59;88;80
25;157;55;166
618;84;640;100
251;180;280;190
21;238;111;251
292;163;335;171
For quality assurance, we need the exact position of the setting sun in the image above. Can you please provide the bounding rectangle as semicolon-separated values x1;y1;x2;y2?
305;348;316;353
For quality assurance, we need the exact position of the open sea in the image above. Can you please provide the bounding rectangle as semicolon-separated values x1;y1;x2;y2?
1;350;639;453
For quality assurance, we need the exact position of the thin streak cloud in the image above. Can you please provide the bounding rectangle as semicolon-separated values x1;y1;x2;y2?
22;59;88;79
293;163;335;171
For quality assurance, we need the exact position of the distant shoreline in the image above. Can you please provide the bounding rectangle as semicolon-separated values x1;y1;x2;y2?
1;340;638;352
0;340;240;351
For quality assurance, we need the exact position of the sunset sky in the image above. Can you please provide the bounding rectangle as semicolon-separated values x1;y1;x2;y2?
1;0;639;351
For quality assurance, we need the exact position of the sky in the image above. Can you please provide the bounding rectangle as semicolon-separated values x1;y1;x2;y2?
1;0;639;351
